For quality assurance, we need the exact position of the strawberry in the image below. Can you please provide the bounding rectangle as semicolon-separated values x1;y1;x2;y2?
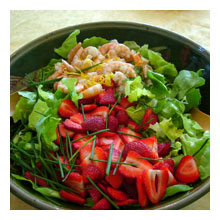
72;133;98;150
90;197;111;210
143;169;168;204
161;166;178;187
153;160;175;174
119;97;136;108
158;142;171;157
110;104;126;112
98;88;116;105
58;99;78;118
87;185;101;203
116;110;129;125
70;113;84;124
63;119;86;133
106;187;129;201
118;127;141;144
98;135;124;152
58;155;71;170
105;169;124;189
78;97;94;105
115;199;138;206
82;164;103;184
81;116;106;132
175;155;200;184
59;190;86;205
97;131;116;138
108;115;119;132
140;136;159;159
110;110;116;116
91;106;110;119
63;172;86;197
24;171;48;187
119;151;153;178
136;175;149;208
80;104;97;112
127;119;138;130
121;180;138;199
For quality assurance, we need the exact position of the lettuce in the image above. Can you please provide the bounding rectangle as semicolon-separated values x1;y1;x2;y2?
55;29;80;58
184;88;202;112
126;105;146;125
82;36;109;48
180;130;210;156
123;41;140;51
125;76;154;102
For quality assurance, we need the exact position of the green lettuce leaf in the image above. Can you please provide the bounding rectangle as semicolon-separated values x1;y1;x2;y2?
184;88;202;112
172;154;184;168
180;130;210;156
123;41;140;51
125;76;154;102
55;29;80;58
82;36;109;48
148;122;166;139
38;85;54;105
13;91;37;123
169;141;182;157
194;139;210;180
126;105;146;125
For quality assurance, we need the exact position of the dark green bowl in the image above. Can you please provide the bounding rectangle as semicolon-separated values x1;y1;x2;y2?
10;21;210;210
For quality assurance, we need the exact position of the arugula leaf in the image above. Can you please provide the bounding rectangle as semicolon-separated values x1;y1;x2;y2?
55;29;80;58
82;36;109;48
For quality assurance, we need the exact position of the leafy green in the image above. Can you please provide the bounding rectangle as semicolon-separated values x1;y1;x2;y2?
194;139;210;180
125;76;154;102
123;41;140;51
38;85;55;106
148;122;166;139
13;91;37;123
55;29;80;58
171;69;205;100
162;184;193;200
159;118;184;140
169;141;182;157
82;36;109;48
126;105;146;125
171;154;184;168
184;88;202;112
180;130;210;156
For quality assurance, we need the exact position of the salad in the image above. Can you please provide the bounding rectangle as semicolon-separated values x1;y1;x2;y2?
10;29;210;210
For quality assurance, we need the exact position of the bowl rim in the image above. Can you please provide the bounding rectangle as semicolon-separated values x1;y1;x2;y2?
10;21;210;210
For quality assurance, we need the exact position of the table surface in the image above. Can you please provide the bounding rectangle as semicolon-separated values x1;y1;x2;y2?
10;10;210;210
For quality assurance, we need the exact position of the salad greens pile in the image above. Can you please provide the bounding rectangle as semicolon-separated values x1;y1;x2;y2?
10;29;210;207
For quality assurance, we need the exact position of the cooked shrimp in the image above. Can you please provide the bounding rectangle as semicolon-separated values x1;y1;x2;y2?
99;43;133;62
62;59;75;72
47;62;66;81
54;81;68;94
103;61;136;78
75;83;85;93
80;84;104;99
67;43;82;63
113;71;127;94
71;46;84;69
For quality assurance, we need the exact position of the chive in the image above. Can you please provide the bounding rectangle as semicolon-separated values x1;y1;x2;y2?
42;158;81;167
10;146;35;159
10;155;34;172
113;146;124;175
31;159;37;186
137;157;172;161
87;176;120;210
81;104;89;135
117;130;143;139
31;140;39;159
75;62;103;73
56;152;64;178
90;158;137;166
65;133;70;160
57;124;66;160
90;137;97;160
69;136;96;162
106;143;113;176
137;118;154;131
28;77;63;87
108;100;118;116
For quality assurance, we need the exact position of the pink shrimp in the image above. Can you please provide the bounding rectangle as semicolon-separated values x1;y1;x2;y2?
67;43;82;64
80;84;104;99
99;42;134;62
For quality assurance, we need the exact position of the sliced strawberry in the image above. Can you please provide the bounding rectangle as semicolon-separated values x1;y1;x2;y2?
140;136;159;159
59;190;86;205
119;97;136;108
110;104;126;112
153;160;175;174
107;187;129;201
119;151;153;178
82;164;103;184
118;127;141;144
97;131;116;138
63;172;86;197
161;166;178;187
158;142;171;157
175;155;200;184
91;106;110;119
87;185;102;203
98;88;116;105
70;113;84;124
108;115;119;132
24;171;48;187
98;135;124;152
110;110;116;116
136;175;149;208
58;155;71;170
115;199;138;206
90;197;111;210
127;119;139;130
143;169;168;204
78;97;94;105
121;179;138;199
105;169;124;189
72;133;97;150
58;99;78;118
81;116;106;132
63;119;86;133
116;111;129;125
80;104;97;112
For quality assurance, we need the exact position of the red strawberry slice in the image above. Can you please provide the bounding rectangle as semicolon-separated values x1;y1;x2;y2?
115;199;138;206
121;179;138;199
63;172;86;197
118;127;141;144
108;115;119;132
90;197;111;210
140;136;159;159
24;171;48;187
98;88;116;105
80;104;97;112
87;185;101;203
106;187;129;201
63;119;86;133
97;131;116;138
175;155;200;184
143;169;168;204
153;160;175;174
59;190;86;205
158;142;171;157
127;119;139;130
136;175;149;208
116;111;129;125
161;166;178;187
78;97;95;105
72;133;97;150
119;151;153;178
105;169;124;189
110;110;116;116
58;99;78;118
91;106;110;119
82;164;103;184
58;155;71;170
70;113;84;124
110;104;126;112
119;97;137;108
98;135;124;152
81;116;106;132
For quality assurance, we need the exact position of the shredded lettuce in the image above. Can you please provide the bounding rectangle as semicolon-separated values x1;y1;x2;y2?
126;105;146;125
82;36;109;48
123;41;140;51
